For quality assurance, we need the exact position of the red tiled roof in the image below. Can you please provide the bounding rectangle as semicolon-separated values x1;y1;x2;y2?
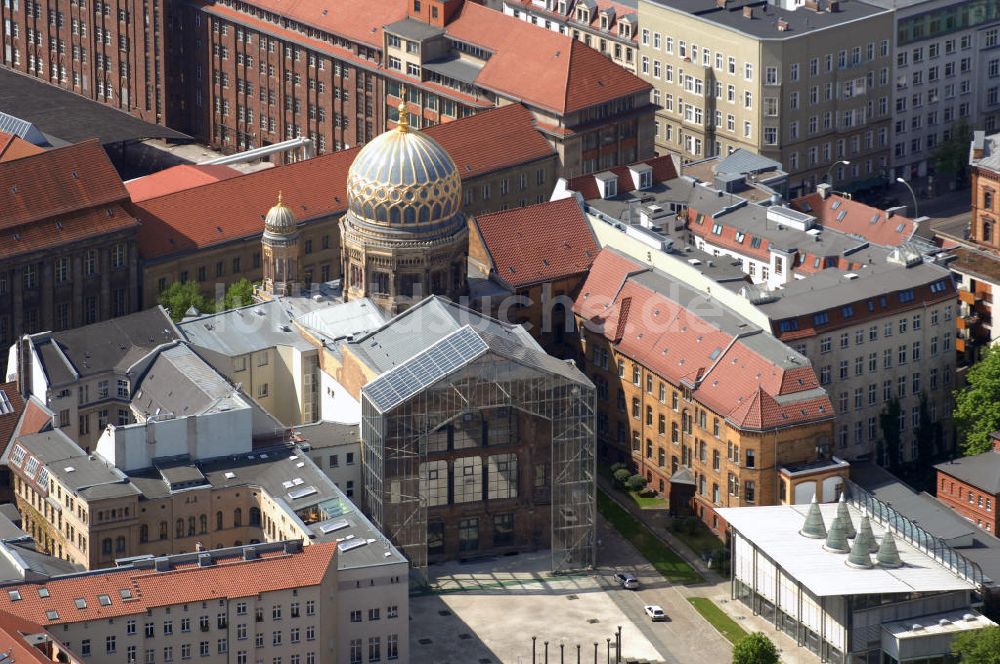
18;399;54;437
126;165;243;203
0;543;337;626
508;0;639;44
791;193;918;247
0;140;129;232
473;197;597;289
446;2;650;114
0;610;60;664
0;203;137;261
566;155;677;200
0;131;45;162
0;383;26;454
576;249;832;431
238;0;406;47
134;104;552;260
686;208;772;262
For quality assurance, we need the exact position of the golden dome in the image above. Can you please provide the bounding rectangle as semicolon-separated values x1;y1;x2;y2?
346;103;462;227
264;191;297;235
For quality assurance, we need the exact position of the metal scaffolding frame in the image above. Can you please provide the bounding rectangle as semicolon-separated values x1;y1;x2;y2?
360;325;596;585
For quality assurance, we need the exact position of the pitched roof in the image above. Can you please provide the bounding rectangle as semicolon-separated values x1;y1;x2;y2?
446;2;650;114
0;203;137;261
575;249;831;431
134;104;551;260
0;610;61;664
0;383;26;454
936;452;1000;494
0;542;337;626
566;155;677;200
126;165;243;202
238;0;406;47
473;197;598;288
791;193;917;247
0;140;130;232
0;131;45;162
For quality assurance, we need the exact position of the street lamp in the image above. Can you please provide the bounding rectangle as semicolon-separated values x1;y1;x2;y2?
825;160;850;184
896;177;919;218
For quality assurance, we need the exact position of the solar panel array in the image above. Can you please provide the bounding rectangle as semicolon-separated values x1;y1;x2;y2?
363;325;489;413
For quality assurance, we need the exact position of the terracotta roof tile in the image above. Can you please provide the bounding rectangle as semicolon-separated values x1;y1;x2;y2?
0;140;129;231
473;197;597;289
0;610;59;664
446;3;650;114
18;399;54;438
576;249;832;431
0;383;26;454
0;543;337;626
126;165;243;203
0;131;45;162
0;203;137;261
236;0;406;47
791;193;917;247
134;104;551;260
566;155;677;200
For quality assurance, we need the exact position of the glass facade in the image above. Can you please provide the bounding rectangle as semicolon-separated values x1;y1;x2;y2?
898;0;1000;45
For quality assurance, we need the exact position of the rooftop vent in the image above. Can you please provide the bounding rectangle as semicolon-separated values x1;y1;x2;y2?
876;531;902;568
846;516;875;569
939;618;952;626
837;494;857;539
964;613;977;622
799;497;827;539
198;553;214;568
243;546;257;561
154;557;170;572
823;513;850;554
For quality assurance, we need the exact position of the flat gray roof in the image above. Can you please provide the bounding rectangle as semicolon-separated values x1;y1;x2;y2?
643;0;888;39
423;55;483;85
384;17;445;41
180;299;316;356
294;298;386;345
936;452;1000;494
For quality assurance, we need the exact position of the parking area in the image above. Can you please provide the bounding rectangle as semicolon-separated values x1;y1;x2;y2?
410;550;665;664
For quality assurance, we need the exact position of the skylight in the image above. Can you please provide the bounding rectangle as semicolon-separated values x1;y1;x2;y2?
7;590;21;602
74;598;87;609
337;539;368;553
46;610;59;621
288;486;318;500
37;588;49;598
319;520;350;534
98;595;112;606
119;589;133;600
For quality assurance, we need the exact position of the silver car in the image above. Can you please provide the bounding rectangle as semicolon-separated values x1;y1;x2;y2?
614;572;639;590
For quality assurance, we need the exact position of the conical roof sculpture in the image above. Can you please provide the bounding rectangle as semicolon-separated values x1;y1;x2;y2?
824;513;851;553
876;531;903;568
857;514;880;553
837;493;857;539
799;496;827;539
846;516;875;568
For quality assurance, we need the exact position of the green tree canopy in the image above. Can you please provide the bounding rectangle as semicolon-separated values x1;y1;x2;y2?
952;625;1000;664
933;118;973;182
732;632;779;664
158;281;213;322
955;346;1000;456
222;278;255;311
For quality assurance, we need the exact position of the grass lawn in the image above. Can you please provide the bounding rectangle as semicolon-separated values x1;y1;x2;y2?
687;597;749;644
627;490;667;509
597;490;703;585
672;520;725;558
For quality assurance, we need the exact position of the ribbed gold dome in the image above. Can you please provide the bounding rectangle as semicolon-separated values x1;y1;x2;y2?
346;107;461;227
264;191;297;235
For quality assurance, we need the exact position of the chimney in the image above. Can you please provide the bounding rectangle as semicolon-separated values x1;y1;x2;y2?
827;0;840;11
715;0;727;7
816;183;832;200
154;557;170;572
243;546;258;561
972;130;986;161
742;5;753;18
16;337;31;399
197;553;214;568
777;19;789;31
991;432;1000;453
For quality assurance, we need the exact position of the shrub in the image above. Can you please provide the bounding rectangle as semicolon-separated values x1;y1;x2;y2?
612;468;631;486
609;462;626;473
625;474;648;492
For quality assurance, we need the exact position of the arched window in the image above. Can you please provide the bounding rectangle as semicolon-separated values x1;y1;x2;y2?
159;521;168;540
175;519;184;538
115;537;126;553
188;517;196;536
249;507;261;527
139;524;149;543
216;511;224;531
199;514;208;534
102;538;112;555
234;508;243;528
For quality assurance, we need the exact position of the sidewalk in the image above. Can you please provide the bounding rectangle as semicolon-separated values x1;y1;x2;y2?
597;477;823;664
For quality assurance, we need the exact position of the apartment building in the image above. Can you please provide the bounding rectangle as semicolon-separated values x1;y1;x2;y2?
682;186;957;464
502;0;639;73
638;0;893;197
0;140;141;357
935;434;1000;535
5;307;182;451
132;103;559;308
575;247;843;533
0;0;176;125
0;540;410;664
857;0;1000;181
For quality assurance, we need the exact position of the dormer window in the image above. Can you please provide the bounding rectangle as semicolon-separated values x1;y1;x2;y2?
557;1;567;14
619;22;632;39
605;180;617;198
601;15;608;30
640;171;651;189
577;7;589;23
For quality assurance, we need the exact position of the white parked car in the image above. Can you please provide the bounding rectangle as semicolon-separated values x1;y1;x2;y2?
644;605;667;622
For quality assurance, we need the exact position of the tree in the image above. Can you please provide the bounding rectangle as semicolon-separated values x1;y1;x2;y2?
222;278;255;311
159;282;213;322
932;118;973;185
951;626;1000;664
914;393;943;464
625;474;647;492
879;399;902;469
732;632;779;664
955;346;1000;456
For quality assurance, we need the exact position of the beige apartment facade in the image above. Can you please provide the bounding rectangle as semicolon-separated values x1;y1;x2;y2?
638;0;893;197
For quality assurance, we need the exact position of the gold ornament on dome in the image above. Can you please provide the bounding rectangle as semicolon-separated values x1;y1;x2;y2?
264;190;297;235
345;94;462;228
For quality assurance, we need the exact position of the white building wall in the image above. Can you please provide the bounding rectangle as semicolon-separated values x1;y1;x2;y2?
319;372;361;424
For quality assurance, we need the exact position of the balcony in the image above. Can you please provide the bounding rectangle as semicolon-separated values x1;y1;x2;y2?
958;288;982;305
